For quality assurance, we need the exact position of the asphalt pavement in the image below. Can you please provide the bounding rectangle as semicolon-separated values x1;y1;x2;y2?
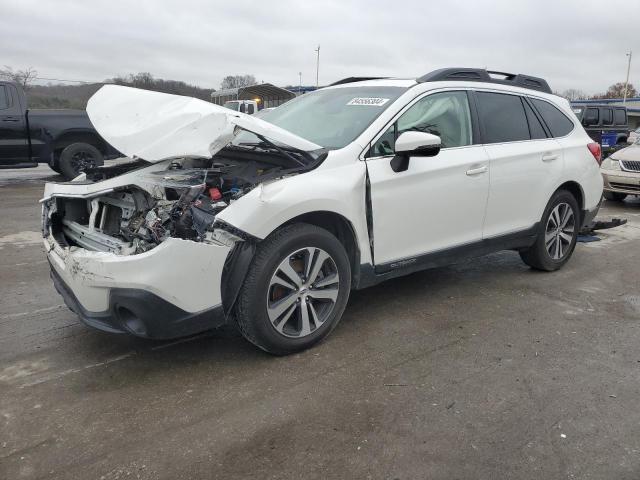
1;165;640;480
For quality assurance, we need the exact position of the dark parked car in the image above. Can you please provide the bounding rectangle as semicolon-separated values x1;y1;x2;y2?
0;81;119;179
571;103;629;152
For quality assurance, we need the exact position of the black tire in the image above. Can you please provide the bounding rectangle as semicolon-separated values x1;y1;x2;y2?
519;190;580;272
236;223;351;355
603;191;627;202
58;143;104;180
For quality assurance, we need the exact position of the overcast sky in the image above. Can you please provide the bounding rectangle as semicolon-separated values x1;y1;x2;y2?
1;0;638;94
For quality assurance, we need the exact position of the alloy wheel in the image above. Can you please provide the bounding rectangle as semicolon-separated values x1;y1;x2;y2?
267;247;340;338
545;202;575;260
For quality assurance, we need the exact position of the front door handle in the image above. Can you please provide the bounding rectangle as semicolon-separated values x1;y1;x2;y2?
542;152;559;162
466;165;488;176
1;117;20;123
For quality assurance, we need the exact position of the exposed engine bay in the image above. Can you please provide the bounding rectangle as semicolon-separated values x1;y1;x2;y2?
44;144;325;255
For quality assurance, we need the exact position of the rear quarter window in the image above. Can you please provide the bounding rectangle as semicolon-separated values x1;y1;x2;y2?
530;98;575;137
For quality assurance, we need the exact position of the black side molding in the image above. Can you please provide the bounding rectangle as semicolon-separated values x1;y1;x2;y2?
354;224;539;289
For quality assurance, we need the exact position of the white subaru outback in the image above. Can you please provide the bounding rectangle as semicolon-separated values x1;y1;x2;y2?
42;68;603;355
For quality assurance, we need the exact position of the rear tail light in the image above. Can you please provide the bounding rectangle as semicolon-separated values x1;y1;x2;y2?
587;142;602;165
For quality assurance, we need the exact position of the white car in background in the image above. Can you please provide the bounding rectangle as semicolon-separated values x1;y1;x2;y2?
601;137;640;201
628;127;640;144
42;68;603;355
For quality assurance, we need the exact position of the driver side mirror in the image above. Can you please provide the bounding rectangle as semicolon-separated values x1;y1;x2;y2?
391;131;442;172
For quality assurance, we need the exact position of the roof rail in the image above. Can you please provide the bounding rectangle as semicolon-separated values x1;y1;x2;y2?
330;76;388;86
416;68;552;94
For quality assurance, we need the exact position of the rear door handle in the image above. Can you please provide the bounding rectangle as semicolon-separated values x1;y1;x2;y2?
466;165;488;176
542;152;559;162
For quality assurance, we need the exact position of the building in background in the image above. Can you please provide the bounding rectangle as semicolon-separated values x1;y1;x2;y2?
211;83;295;109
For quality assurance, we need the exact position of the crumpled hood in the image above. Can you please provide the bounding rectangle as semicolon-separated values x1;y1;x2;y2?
87;85;321;162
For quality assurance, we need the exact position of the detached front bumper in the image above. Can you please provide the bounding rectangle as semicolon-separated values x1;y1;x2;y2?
601;168;640;195
46;235;232;339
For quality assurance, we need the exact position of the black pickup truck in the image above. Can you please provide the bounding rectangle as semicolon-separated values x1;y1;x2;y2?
570;103;629;152
0;80;119;179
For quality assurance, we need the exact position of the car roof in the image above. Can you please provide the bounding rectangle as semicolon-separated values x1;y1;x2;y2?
324;77;564;103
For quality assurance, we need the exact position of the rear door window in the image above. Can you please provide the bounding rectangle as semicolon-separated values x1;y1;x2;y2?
601;108;613;125
614;109;627;125
476;92;530;143
530;98;574;137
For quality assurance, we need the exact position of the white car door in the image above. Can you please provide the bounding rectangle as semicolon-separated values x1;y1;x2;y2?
365;90;490;268
475;91;564;238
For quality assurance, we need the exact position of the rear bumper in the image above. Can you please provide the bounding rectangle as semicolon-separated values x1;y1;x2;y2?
51;266;225;338
581;204;600;228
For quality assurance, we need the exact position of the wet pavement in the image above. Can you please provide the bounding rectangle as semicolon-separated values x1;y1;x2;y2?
1;165;640;479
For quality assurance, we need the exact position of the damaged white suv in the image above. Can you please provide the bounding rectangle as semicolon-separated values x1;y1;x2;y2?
43;68;603;355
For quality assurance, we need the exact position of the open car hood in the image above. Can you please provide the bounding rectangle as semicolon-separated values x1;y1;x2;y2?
87;85;321;162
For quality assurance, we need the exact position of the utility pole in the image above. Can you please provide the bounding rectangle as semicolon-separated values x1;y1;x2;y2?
298;71;302;94
623;50;632;104
315;45;320;88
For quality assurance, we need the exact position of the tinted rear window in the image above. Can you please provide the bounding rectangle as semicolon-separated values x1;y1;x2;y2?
530;99;574;137
476;92;530;143
614;109;627;125
601;108;613;125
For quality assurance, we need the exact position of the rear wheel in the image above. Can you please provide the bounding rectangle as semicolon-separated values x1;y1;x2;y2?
58;143;104;180
603;191;627;202
519;190;579;271
236;223;351;355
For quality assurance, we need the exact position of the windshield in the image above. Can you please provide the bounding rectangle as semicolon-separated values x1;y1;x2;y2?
235;86;406;149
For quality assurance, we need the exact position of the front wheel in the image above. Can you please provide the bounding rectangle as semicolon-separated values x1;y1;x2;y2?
58;143;104;180
236;223;351;355
519;190;579;271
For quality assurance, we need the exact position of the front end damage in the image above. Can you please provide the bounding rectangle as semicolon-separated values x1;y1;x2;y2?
42;85;325;339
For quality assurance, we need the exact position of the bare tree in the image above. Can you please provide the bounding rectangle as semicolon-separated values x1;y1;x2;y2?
559;88;587;101
108;72;215;101
591;82;638;99
0;66;38;89
220;74;257;90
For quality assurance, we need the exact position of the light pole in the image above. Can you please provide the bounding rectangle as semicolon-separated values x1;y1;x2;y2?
623;50;632;104
315;45;320;88
298;71;302;94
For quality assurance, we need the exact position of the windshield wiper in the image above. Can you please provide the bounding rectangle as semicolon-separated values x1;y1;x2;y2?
236;137;307;167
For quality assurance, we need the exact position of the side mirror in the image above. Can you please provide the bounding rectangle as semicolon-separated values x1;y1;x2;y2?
391;131;442;172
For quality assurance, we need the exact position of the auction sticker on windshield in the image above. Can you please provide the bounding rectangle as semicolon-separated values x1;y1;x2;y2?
347;97;390;106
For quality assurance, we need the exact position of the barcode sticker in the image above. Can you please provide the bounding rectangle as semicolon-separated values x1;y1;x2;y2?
346;97;390;106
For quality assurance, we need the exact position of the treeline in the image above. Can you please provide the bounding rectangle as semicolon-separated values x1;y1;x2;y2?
25;72;216;109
